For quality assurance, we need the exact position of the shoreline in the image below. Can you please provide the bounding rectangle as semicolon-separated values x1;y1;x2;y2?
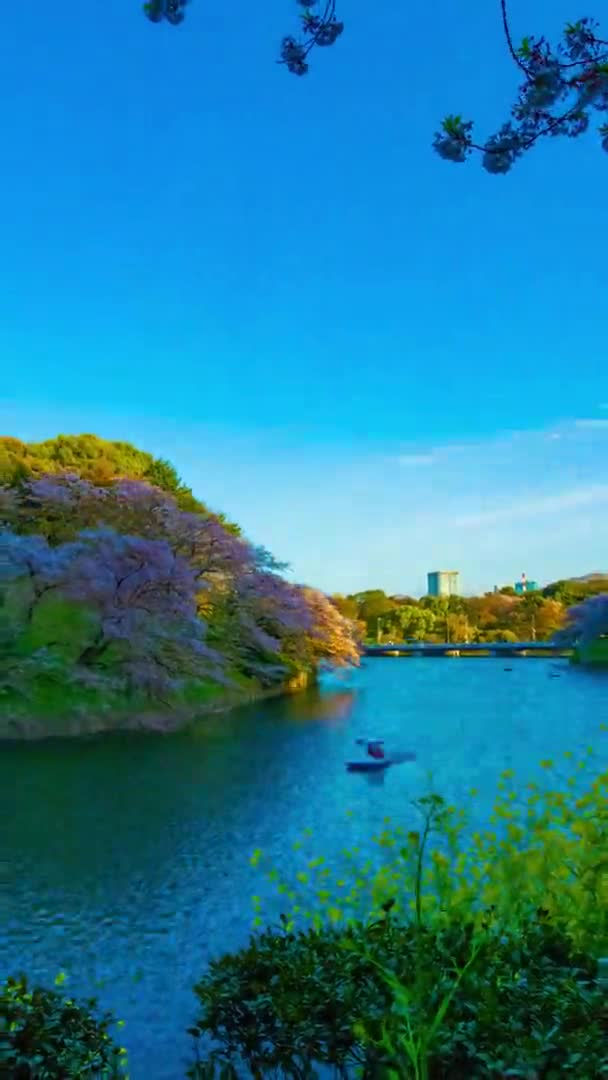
0;672;312;743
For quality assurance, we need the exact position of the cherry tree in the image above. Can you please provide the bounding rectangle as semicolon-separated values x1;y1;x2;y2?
161;508;257;586
142;0;344;71
4;473;161;545
61;528;225;687
1;531;95;698
554;592;608;645
299;586;360;666
210;573;360;683
142;1;607;171
221;569;315;683
1;527;227;702
434;11;608;172
2;473;362;689
5;474;257;581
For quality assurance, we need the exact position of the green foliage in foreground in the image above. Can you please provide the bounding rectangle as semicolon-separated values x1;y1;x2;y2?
4;739;607;1077
189;913;607;1078
0;975;127;1078
251;738;608;956
190;734;608;1076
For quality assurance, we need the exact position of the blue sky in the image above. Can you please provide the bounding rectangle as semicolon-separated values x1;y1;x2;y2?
2;0;607;596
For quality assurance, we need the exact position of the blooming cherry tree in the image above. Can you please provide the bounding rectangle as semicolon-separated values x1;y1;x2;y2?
554;592;608;645
142;0;344;75
299;586;361;666
1;527;227;702
2;473;362;694
141;0;607;170
434;11;608;172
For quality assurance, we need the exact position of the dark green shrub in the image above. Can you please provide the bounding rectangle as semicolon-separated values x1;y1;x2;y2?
365;912;608;1078
0;975;127;1079
188;912;608;1078
188;918;395;1078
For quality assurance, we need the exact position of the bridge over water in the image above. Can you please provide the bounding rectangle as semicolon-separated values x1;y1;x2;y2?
364;641;572;659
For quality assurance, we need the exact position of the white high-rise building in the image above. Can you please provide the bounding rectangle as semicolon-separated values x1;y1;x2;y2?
427;570;461;597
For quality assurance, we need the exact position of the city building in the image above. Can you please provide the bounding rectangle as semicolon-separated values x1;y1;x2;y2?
427;570;461;597
514;573;539;594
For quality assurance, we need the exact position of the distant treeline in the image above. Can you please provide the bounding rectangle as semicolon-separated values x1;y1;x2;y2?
331;577;608;644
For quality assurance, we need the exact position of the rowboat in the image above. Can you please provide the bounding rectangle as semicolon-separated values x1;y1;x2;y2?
346;759;393;772
346;739;416;772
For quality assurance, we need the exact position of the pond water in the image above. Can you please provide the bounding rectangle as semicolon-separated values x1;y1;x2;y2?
2;657;607;1078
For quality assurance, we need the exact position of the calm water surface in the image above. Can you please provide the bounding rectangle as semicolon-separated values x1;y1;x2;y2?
2;658;607;1077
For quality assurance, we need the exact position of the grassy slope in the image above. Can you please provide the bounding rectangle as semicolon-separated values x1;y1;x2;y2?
0;670;268;739
573;638;608;666
1;586;269;738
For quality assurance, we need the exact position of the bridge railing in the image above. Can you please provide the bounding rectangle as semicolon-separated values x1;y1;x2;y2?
363;641;571;653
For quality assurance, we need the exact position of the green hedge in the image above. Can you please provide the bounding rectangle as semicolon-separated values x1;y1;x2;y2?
189;912;608;1078
4;738;608;1078
0;975;127;1078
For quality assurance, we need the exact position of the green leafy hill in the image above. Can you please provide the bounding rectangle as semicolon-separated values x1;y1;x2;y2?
1;434;360;737
0;433;238;530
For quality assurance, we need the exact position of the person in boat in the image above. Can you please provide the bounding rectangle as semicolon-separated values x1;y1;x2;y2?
355;737;386;760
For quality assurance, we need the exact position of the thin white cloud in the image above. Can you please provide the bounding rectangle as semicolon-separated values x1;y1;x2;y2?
389;417;605;471
574;418;608;429
392;423;573;468
451;485;608;528
395;453;436;466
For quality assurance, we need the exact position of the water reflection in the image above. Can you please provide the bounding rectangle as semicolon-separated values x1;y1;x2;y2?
268;686;356;725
